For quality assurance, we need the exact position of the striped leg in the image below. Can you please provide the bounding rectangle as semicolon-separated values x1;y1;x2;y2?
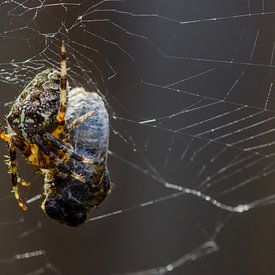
43;133;94;164
18;179;31;187
56;40;67;126
66;111;95;133
9;143;27;211
5;155;30;188
33;136;71;174
0;125;27;208
34;136;85;183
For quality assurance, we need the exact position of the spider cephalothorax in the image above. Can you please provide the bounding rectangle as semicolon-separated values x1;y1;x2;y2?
6;69;60;141
0;42;111;226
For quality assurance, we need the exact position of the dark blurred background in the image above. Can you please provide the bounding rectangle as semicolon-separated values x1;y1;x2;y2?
0;1;275;274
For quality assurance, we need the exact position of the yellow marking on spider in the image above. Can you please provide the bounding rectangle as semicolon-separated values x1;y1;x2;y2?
27;144;45;167
0;132;10;142
40;200;45;211
12;186;27;211
57;112;65;123
58;151;68;162
19;180;31;187
51;125;66;139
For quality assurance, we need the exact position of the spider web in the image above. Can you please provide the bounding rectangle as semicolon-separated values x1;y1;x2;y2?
0;0;275;274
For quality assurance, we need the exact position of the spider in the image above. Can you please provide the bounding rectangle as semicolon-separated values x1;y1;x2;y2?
0;41;111;226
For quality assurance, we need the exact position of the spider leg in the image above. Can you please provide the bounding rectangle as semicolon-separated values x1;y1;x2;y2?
43;133;94;164
8;142;27;211
90;169;111;207
34;136;70;173
56;40;67;127
6;156;31;188
11;138;33;187
33;136;85;183
66;111;95;133
18;178;31;187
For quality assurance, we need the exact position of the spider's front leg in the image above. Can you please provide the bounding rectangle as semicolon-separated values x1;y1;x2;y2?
53;41;72;140
8;142;28;211
0;125;29;209
56;41;67;132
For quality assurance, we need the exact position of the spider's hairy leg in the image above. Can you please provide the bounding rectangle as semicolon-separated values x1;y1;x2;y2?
34;135;71;173
0;123;10;142
90;169;111;207
1;131;29;209
8;142;27;211
53;110;95;141
34;136;86;183
43;133;94;164
19;178;31;187
56;40;67;126
5;139;32;188
66;111;95;133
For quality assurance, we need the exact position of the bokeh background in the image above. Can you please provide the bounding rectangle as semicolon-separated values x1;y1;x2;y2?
0;1;275;274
